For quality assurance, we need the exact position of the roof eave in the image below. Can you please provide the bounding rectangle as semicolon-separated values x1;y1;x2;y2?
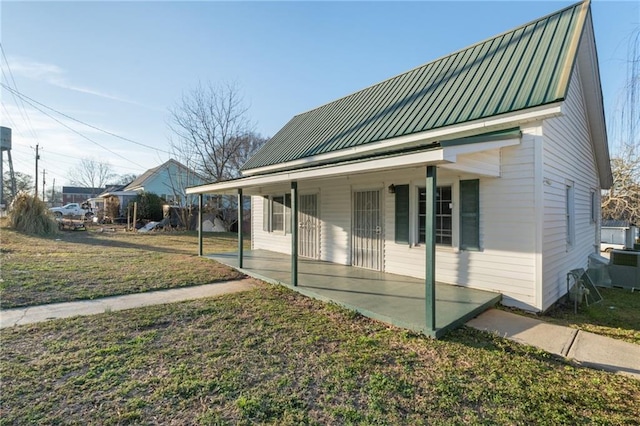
241;103;563;177
187;135;521;196
576;6;613;189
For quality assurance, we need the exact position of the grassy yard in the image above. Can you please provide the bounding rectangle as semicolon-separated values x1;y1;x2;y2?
1;286;639;424
0;223;247;308
1;222;639;423
542;287;640;344
503;287;640;345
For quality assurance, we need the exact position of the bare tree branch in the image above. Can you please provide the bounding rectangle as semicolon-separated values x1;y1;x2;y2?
168;81;267;182
68;158;116;195
167;81;268;231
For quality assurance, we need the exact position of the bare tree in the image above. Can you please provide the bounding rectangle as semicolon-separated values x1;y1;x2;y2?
114;173;138;186
3;171;32;205
602;145;640;224
68;158;116;194
169;81;267;182
602;29;640;224
168;82;268;231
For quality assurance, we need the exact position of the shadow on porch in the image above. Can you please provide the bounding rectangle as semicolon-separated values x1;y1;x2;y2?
208;249;501;338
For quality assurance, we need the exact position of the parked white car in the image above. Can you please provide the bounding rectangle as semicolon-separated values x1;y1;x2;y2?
600;242;625;253
49;203;92;219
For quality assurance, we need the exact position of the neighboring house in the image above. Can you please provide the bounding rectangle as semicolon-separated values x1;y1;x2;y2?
124;159;208;206
600;220;639;252
96;184;137;220
97;159;209;220
62;186;104;204
187;1;612;312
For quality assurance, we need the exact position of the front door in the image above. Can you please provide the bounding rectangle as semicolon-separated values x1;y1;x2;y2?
352;190;383;270
298;194;320;259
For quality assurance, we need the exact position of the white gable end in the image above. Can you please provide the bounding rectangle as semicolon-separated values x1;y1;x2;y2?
541;64;601;310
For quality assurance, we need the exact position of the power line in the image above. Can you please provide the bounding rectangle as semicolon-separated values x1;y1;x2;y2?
0;86;148;169
0;43;41;144
0;83;172;155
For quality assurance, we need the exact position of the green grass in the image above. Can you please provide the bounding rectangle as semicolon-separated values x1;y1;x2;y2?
0;223;247;308
503;287;640;344
1;286;639;425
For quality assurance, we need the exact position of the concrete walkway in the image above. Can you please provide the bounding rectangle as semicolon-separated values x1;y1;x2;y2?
2;281;637;380
467;309;640;379
0;279;257;328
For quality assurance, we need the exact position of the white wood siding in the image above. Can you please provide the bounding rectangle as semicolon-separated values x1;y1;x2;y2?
382;136;539;310
541;66;600;310
251;140;540;309
318;178;351;264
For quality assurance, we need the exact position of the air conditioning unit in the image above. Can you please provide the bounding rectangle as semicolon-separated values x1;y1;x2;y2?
608;250;640;290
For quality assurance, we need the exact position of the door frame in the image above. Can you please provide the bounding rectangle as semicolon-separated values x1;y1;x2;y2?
298;193;320;259
350;188;384;271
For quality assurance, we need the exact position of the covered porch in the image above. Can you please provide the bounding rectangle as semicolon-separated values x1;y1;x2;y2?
208;249;501;338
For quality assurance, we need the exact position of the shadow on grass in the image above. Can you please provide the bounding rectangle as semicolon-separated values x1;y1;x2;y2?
31;228;248;256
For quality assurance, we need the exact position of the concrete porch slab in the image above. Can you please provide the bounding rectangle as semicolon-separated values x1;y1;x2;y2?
207;249;501;338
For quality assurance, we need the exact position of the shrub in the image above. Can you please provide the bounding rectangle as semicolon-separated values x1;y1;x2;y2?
134;192;164;221
8;191;59;236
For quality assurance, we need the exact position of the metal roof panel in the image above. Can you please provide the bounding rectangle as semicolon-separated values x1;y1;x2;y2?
242;1;588;172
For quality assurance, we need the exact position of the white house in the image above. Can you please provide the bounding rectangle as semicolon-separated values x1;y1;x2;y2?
188;1;612;313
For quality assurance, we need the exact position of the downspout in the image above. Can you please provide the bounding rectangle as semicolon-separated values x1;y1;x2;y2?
291;181;298;286
198;193;203;257
425;165;437;333
238;188;244;268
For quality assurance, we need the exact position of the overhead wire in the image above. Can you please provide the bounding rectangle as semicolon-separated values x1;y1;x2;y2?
0;86;148;170
0;43;41;143
1;83;172;155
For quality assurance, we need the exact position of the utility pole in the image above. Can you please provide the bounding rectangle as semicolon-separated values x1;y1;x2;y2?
52;178;56;206
34;144;40;198
42;169;46;204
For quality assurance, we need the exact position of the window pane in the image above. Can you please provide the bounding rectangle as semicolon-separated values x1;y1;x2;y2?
272;196;284;232
418;185;452;246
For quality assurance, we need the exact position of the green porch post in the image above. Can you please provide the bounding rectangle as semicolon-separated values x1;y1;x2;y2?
426;165;437;333
198;193;203;257
291;181;298;286
238;188;244;268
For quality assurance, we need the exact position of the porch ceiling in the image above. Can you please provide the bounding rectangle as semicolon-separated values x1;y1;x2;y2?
186;133;520;195
207;249;501;338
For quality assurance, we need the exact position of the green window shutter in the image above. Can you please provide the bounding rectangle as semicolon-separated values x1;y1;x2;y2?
460;179;480;250
395;184;410;244
263;196;270;232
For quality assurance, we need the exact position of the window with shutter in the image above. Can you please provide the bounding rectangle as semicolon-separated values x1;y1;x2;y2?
418;186;452;246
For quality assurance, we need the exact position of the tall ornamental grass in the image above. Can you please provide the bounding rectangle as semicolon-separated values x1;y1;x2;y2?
9;192;59;236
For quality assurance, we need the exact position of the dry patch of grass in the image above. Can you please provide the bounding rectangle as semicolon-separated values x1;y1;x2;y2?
0;224;246;308
1;285;639;425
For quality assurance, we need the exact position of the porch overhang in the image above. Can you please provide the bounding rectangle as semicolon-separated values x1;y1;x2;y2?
186;129;521;195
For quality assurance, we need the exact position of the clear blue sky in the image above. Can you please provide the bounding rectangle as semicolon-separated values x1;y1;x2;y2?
1;1;638;189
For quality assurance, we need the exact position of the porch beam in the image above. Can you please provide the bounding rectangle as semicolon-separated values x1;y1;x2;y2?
291;181;298;286
425;165;437;333
198;193;203;256
238;188;244;268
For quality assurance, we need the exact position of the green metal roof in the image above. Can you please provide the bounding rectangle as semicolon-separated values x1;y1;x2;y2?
243;1;588;172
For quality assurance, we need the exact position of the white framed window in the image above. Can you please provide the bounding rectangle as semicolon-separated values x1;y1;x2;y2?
566;181;575;247
262;194;291;234
272;196;285;232
418;185;453;246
